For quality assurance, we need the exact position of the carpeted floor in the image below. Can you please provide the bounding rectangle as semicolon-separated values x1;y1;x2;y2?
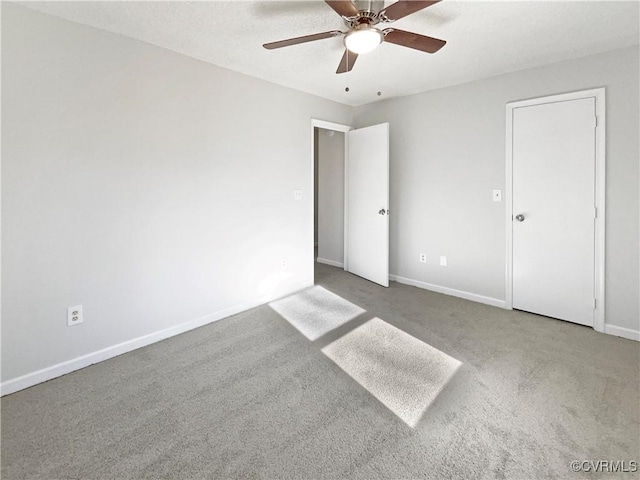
2;262;639;479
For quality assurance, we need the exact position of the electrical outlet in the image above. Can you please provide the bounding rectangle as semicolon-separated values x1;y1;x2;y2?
67;305;83;326
282;258;287;269
294;190;302;200
440;256;447;267
419;253;427;263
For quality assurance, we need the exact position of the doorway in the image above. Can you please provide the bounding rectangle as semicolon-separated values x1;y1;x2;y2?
505;88;606;331
311;119;391;287
314;126;347;270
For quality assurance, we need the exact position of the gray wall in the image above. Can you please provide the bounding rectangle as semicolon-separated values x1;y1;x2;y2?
353;46;640;332
1;4;352;382
316;128;345;265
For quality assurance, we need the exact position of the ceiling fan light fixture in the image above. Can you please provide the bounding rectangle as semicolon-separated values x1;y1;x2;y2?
344;27;383;54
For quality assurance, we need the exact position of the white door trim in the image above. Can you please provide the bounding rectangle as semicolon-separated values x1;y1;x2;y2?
505;88;606;333
310;119;352;273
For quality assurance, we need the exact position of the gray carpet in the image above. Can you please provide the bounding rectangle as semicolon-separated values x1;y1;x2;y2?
2;262;639;479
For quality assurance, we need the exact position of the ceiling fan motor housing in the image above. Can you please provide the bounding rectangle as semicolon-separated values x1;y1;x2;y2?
347;0;386;26
353;0;385;15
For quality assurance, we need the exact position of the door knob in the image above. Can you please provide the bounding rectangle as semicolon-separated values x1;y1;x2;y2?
378;209;387;215
515;214;525;222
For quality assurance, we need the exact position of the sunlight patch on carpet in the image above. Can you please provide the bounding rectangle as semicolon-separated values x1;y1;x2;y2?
269;286;365;340
322;317;461;428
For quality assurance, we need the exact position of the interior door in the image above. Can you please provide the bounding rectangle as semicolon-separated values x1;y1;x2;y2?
512;98;596;326
346;123;389;287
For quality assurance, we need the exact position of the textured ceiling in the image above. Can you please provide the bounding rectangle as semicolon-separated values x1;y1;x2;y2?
17;0;640;106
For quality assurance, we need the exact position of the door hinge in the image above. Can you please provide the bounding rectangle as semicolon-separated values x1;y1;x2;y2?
594;116;598;128
594;207;597;219
593;298;597;309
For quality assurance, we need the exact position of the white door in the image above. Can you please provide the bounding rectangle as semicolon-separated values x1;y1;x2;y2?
346;123;389;287
512;98;596;326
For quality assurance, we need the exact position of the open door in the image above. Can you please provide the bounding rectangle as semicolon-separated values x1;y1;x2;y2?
346;123;389;287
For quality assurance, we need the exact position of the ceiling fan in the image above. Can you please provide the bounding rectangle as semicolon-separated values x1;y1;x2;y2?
263;0;446;74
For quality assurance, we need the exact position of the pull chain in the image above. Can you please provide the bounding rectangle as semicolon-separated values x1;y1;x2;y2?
345;49;350;92
376;43;382;98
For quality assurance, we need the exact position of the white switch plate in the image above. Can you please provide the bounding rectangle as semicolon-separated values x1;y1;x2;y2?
419;253;426;263
493;189;502;202
440;256;447;267
294;190;302;200
67;305;83;326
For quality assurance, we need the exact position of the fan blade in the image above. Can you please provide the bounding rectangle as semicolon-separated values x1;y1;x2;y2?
325;1;359;18
383;29;446;53
336;49;358;74
380;1;440;22
263;30;343;50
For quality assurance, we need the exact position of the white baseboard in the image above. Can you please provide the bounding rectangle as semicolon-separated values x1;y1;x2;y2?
0;289;303;397
389;274;506;309
604;324;640;341
317;257;344;268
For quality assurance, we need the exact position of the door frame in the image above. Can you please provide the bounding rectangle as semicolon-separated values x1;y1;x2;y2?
310;118;352;272
504;88;606;332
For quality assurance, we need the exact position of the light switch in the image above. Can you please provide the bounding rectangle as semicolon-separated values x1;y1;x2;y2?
493;189;502;202
294;190;302;200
